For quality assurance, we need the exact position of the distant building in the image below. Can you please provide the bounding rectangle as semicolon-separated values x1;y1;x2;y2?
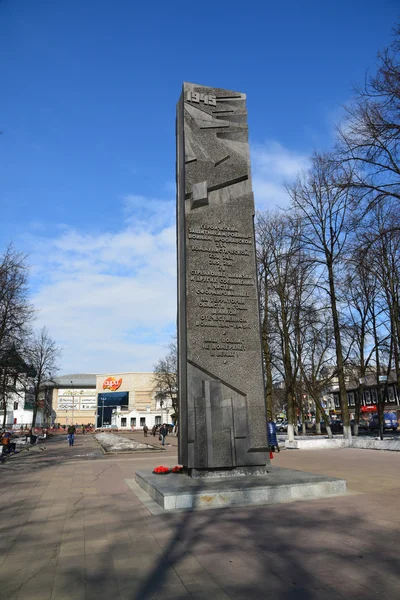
51;372;174;428
328;371;399;417
1;379;47;428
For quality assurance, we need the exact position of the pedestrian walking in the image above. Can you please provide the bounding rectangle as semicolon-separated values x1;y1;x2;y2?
143;424;148;437
159;423;168;446
67;424;76;447
267;419;280;453
152;425;156;437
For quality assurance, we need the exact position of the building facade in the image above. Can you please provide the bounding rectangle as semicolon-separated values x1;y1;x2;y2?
52;372;174;428
329;372;400;419
1;381;46;428
52;374;97;426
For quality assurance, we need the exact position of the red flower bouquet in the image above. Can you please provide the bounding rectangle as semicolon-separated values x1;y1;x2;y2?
153;466;170;475
171;465;183;474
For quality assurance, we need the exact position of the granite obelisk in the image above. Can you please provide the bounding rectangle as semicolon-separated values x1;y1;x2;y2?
177;83;269;477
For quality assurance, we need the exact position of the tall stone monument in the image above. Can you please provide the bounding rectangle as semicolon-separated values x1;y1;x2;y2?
135;84;347;508
176;82;269;476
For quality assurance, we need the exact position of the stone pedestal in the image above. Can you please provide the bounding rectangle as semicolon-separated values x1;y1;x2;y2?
135;468;347;511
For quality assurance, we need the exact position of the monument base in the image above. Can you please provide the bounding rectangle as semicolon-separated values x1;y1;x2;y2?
186;465;268;479
135;467;346;511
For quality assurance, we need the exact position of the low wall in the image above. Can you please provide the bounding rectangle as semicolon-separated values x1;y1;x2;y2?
286;439;350;450
285;437;400;451
351;438;400;451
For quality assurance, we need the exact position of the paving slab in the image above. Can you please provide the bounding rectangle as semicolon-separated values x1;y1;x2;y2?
0;434;400;600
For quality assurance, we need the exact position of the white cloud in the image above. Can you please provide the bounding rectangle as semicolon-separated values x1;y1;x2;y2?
25;140;309;375
251;141;309;210
27;195;177;375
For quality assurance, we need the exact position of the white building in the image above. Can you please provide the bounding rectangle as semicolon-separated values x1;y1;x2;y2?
1;383;45;428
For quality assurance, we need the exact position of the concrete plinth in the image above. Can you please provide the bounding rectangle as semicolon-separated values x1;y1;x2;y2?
135;467;347;511
286;438;350;450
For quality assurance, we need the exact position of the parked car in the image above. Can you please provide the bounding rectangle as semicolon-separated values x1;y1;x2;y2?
350;419;369;433
277;421;288;432
330;420;343;433
368;413;398;432
311;420;327;433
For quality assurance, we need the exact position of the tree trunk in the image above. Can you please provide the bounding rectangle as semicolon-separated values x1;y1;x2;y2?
281;298;295;442
315;403;321;435
287;393;295;443
32;404;38;428
262;276;274;420
354;386;362;437
1;370;7;428
327;259;351;439
300;397;306;435
371;303;384;440
309;391;333;438
377;386;384;440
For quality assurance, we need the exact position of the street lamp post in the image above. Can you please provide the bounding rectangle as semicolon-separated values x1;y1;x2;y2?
160;399;164;425
70;380;75;427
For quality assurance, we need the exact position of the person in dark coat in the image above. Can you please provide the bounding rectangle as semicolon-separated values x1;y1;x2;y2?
159;424;168;446
267;419;280;453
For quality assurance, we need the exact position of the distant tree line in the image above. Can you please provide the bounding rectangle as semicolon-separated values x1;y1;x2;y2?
0;245;60;427
257;25;400;441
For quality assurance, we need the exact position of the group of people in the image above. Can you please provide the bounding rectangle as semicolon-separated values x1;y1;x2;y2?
55;423;94;432
142;423;170;446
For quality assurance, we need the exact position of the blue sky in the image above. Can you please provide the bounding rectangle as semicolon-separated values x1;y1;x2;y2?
0;0;398;374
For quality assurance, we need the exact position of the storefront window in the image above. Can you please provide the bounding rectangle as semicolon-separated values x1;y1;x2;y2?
140;417;146;426
155;416;161;425
130;417;136;427
121;417;127;427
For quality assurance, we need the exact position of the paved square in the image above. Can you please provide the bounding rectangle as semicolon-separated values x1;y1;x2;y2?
1;433;400;599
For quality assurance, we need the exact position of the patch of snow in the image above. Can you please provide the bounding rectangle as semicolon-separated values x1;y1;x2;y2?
95;432;156;452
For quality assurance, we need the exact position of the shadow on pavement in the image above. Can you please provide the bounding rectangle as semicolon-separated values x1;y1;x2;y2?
1;437;400;599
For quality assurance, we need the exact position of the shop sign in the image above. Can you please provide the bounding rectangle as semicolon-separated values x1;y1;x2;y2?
59;389;95;396
102;377;122;391
361;405;377;413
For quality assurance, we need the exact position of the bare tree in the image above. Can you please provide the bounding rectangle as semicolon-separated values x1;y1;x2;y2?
288;153;354;439
0;245;34;426
366;203;400;391
0;245;33;353
341;252;377;435
256;213;276;420
293;296;336;439
153;338;178;423
256;211;316;441
26;327;60;428
337;25;400;219
0;345;34;428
